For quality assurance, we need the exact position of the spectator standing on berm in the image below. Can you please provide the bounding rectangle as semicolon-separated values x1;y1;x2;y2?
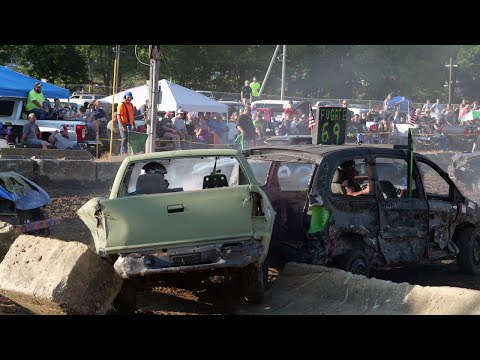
116;91;136;155
250;76;261;102
241;80;252;105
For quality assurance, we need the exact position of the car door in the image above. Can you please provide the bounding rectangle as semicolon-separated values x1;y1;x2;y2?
326;154;380;250
416;158;459;250
98;186;255;253
374;155;429;264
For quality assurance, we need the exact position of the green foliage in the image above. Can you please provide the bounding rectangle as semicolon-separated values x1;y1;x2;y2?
0;45;473;103
16;45;88;86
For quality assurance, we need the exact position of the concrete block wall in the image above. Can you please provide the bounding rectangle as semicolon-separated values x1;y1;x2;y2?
0;158;122;186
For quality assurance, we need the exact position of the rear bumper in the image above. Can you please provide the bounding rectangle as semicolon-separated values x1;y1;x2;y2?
112;239;264;279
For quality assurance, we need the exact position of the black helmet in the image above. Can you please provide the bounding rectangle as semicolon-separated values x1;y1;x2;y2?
142;162;167;175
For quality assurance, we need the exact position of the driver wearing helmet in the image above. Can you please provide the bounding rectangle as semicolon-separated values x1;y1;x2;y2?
135;161;169;194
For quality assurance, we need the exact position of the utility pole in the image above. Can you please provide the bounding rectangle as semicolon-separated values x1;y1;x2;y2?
281;45;286;100
146;45;161;154
259;45;280;97
445;57;458;106
115;45;121;93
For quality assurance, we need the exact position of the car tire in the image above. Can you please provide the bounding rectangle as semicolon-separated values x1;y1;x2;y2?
112;279;137;314
339;249;370;277
456;228;480;275
240;261;267;304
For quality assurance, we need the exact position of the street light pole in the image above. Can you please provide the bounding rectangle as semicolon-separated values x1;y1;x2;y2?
281;45;286;100
259;45;280;97
111;45;121;93
445;57;458;106
146;45;161;154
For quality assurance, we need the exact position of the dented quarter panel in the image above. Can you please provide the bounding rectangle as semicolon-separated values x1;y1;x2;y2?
428;200;458;249
77;197;107;253
327;195;379;255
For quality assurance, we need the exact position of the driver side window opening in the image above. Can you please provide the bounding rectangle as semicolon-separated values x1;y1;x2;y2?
330;158;374;197
375;158;419;199
277;162;314;191
417;161;451;199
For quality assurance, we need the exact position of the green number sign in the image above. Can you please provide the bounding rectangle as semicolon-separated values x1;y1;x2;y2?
312;107;347;145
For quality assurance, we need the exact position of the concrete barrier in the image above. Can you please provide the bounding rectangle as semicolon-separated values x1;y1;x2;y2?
0;159;35;178
0;158;122;186
240;263;480;315
0;148;93;160
96;162;122;184
0;222;20;262
0;235;124;315
34;159;97;184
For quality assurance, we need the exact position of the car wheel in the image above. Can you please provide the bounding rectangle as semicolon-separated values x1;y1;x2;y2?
112;279;137;314
456;228;480;275
240;261;267;304
339;249;370;277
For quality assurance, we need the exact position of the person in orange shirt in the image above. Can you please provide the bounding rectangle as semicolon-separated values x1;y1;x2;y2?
116;91;137;155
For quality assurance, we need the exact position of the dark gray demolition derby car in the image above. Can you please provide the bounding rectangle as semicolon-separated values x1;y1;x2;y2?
243;144;480;276
0;171;59;235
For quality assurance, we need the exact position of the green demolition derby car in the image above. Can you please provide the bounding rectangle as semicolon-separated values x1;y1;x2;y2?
78;149;276;306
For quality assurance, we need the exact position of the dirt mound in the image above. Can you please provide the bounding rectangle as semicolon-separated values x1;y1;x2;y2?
239;263;480;315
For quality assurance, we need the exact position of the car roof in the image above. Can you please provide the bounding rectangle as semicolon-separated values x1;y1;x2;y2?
244;144;426;163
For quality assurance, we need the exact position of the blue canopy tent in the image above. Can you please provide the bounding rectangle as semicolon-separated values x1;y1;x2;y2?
0;66;69;98
386;96;413;113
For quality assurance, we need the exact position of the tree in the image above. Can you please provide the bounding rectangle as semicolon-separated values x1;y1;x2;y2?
17;45;88;87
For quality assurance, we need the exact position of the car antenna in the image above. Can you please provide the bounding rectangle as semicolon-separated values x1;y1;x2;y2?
211;157;218;175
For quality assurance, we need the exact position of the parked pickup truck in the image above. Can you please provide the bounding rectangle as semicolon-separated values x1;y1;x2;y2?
0;96;90;146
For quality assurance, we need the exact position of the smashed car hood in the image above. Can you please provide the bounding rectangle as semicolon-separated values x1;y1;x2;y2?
0;171;51;210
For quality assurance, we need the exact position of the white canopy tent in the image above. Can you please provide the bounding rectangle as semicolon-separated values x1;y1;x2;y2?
99;79;228;114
